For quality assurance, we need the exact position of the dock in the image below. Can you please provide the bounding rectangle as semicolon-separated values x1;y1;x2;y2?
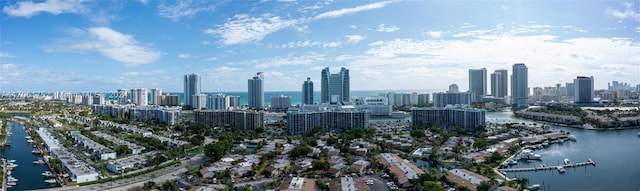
498;159;596;172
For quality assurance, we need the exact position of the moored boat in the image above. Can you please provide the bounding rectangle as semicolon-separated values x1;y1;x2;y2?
520;149;542;160
528;184;541;190
564;158;571;165
42;171;55;177
557;166;565;173
45;179;57;184
7;176;18;182
34;159;46;165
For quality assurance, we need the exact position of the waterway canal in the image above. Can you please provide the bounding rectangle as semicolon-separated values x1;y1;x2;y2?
2;122;58;190
488;110;640;191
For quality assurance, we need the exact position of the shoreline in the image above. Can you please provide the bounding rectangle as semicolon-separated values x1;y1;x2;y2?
513;116;640;131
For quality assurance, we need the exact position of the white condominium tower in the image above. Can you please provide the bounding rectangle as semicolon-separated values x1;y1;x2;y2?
151;88;162;105
131;88;148;106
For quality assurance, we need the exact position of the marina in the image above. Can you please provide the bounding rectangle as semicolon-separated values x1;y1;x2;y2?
499;159;595;172
2;121;60;190
488;111;640;191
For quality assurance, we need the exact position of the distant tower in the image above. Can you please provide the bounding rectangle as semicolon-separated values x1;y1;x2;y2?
131;88;147;106
248;72;264;109
151;88;162;105
302;77;314;105
574;76;594;104
184;73;201;108
511;63;529;108
556;84;561;102
448;84;459;93
565;82;575;97
469;68;487;102
117;89;128;105
491;69;508;98
321;67;350;104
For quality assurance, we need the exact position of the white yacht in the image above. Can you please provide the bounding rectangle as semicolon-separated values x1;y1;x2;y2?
42;171;54;177
45;179;57;184
557;166;565;173
564;158;571;165
520;149;542;160
528;184;541;190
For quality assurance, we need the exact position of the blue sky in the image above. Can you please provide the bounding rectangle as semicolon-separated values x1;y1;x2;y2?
1;0;639;93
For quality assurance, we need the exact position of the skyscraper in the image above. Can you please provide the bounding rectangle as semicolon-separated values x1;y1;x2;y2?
184;73;201;108
565;82;575;97
131;88;147;106
151;88;162;105
321;67;350;104
469;68;487;102
511;63;529;108
491;69;508;98
117;89;128;105
302;77;314;105
574;76;594;104
248;72;264;109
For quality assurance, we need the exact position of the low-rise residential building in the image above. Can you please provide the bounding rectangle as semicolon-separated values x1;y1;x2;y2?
350;160;370;174
375;153;425;188
70;132;117;160
277;177;315;191
106;152;156;173
330;176;368;191
445;168;491;191
50;148;100;183
92;131;145;154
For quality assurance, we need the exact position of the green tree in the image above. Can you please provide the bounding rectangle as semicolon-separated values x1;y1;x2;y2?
410;129;425;138
288;145;312;159
420;181;444;191
477;180;492;191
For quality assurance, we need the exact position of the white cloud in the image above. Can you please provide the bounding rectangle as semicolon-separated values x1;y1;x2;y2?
274;40;344;48
0;52;15;58
424;31;443;38
501;5;509;10
2;0;88;18
606;2;640;22
206;14;299;45
344;35;365;43
205;57;218;61
158;0;217;21
355;35;639;90
350;25;358;29
68;27;161;65
121;72;139;77
178;53;199;59
314;0;395;20
461;22;476;29
250;53;326;69
377;24;399;32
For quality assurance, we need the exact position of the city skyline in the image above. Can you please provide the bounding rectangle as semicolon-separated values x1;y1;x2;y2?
1;1;639;92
